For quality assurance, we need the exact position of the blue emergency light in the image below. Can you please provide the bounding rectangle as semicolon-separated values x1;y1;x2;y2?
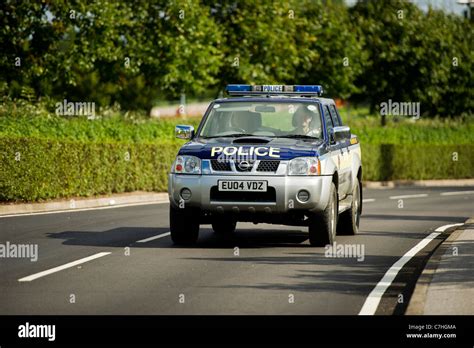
226;84;323;96
225;84;253;92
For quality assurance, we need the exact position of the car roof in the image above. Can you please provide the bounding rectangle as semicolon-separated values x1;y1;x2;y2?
213;96;335;105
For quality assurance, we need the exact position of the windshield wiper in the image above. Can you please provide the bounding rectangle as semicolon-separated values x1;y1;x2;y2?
202;133;255;138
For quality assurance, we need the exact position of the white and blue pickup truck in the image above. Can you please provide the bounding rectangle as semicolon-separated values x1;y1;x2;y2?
168;84;362;246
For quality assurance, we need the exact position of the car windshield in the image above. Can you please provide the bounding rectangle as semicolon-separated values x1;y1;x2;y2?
199;101;323;139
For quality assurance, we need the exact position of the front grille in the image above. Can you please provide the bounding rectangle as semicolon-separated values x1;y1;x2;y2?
211;159;231;171
235;161;255;172
256;160;280;172
211;159;280;172
210;186;276;203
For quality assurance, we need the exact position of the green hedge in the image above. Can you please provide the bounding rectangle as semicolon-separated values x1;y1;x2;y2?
0;137;181;202
1;137;473;202
361;144;474;181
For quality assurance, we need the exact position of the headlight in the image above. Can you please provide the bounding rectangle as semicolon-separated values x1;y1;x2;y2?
288;157;320;176
173;155;201;174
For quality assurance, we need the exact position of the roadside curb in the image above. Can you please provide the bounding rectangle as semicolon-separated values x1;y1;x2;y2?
0;191;169;217
406;218;474;315
2;178;473;216
363;179;474;188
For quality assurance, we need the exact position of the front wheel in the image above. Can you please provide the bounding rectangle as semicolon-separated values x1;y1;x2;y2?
308;182;338;246
170;206;199;245
337;179;361;236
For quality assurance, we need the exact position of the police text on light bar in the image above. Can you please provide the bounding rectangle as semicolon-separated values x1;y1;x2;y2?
225;84;323;96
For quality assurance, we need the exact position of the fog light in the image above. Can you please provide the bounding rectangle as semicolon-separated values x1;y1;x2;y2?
180;188;192;200
297;190;310;202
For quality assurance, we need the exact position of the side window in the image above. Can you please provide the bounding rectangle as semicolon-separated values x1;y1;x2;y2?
323;105;334;142
329;105;341;127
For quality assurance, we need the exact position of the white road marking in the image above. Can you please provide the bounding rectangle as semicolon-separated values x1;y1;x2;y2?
358;222;463;315
0;201;168;219
363;199;376;203
389;194;428;200
440;190;474;196
18;252;111;282
136;232;171;243
434;223;464;232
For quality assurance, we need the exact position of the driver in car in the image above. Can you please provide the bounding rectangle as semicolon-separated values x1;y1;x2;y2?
292;105;321;137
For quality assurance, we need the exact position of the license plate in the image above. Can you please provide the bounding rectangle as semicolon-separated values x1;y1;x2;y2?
218;180;267;192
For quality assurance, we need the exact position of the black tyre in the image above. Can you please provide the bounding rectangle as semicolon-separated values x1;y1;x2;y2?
211;215;237;235
308;182;338;246
337;178;361;236
170;205;199;245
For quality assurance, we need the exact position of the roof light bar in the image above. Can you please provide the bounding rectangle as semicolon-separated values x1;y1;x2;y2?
294;85;323;93
225;84;252;92
225;84;323;96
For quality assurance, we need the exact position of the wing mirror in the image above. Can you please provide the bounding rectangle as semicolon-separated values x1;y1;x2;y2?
330;126;351;142
175;125;195;140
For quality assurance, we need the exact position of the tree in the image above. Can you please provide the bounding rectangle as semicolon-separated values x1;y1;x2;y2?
205;0;301;88
350;0;473;119
205;0;364;99
427;9;474;117
293;0;366;99
0;0;223;109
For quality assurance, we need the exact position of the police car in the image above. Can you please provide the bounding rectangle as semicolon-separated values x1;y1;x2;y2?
168;85;362;246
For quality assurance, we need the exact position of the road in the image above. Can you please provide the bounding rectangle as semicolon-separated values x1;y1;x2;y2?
1;186;473;315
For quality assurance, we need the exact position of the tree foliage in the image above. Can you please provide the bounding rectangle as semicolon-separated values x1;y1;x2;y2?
1;0;223;109
0;0;472;116
350;0;473;116
204;0;364;99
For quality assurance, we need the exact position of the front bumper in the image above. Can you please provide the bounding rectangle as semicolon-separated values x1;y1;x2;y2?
168;173;333;214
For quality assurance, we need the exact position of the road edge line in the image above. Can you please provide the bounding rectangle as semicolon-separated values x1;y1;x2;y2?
405;220;470;315
357;224;464;316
